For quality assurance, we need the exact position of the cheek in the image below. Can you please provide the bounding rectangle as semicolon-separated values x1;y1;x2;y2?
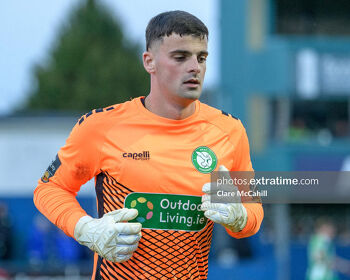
201;64;207;75
160;64;182;81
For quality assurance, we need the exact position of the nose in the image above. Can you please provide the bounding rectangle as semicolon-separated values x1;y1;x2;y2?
187;56;200;74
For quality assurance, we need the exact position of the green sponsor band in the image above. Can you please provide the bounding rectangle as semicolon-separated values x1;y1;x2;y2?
124;193;208;231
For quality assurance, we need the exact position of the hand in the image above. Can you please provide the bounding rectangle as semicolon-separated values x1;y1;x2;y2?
74;208;142;263
201;165;248;232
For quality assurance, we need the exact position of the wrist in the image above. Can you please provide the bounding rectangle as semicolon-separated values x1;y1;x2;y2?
225;204;248;232
74;215;93;240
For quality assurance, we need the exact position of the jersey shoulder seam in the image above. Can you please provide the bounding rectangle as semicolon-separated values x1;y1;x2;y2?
199;103;243;147
74;104;123;175
77;105;119;126
200;114;244;148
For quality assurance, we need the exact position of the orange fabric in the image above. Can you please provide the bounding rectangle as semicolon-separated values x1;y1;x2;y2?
33;182;87;237
33;97;263;279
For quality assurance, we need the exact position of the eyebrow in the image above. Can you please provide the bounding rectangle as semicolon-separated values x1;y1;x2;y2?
169;50;209;56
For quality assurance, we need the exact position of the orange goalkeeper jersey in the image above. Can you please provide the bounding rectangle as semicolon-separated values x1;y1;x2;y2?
34;97;263;280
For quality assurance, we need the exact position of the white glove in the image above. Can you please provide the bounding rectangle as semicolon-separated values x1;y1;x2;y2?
201;165;248;232
74;208;142;263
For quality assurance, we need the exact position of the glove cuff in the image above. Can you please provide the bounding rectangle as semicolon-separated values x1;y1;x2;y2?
226;204;248;232
74;215;93;241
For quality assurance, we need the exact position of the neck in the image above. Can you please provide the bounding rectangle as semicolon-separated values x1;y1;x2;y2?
144;93;196;120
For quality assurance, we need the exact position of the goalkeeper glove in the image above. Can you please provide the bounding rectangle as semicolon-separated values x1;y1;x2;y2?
201;165;248;232
74;208;142;263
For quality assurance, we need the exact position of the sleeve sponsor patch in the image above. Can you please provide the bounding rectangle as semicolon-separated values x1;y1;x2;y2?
41;154;61;183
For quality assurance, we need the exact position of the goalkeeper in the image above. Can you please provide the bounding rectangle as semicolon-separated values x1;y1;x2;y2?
34;10;263;280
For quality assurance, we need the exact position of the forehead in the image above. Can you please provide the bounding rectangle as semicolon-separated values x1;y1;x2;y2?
156;34;208;53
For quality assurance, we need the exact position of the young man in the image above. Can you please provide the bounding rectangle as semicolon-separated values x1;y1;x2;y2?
34;11;263;280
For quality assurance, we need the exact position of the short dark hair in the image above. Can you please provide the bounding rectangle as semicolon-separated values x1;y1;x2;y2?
146;10;209;50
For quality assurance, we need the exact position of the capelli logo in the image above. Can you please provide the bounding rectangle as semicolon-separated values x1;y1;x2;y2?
123;151;150;160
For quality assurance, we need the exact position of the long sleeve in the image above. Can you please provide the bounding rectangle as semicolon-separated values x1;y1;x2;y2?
228;120;264;238
33;112;106;237
33;181;87;237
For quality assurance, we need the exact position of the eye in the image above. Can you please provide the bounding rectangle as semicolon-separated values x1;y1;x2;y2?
174;56;186;61
198;56;207;63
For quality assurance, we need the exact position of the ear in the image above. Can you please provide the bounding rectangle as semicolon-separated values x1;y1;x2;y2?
143;51;155;74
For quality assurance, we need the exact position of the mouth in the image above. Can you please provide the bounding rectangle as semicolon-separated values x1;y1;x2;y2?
183;79;200;87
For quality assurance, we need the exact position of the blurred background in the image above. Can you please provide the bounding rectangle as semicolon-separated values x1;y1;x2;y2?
1;0;350;279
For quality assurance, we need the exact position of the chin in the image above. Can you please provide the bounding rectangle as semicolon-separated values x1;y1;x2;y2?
180;90;202;100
